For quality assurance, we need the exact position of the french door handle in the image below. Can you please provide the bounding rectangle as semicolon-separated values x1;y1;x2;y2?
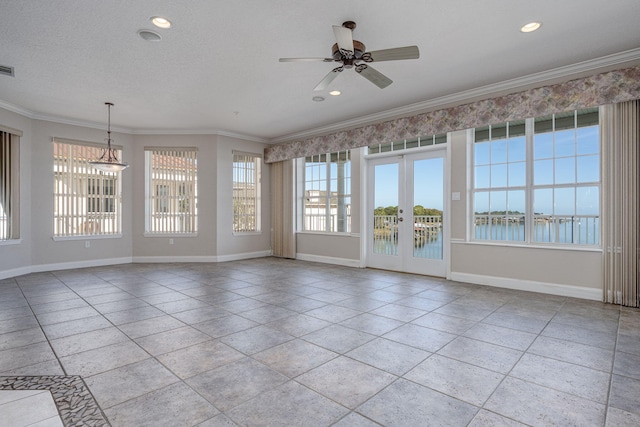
398;217;404;222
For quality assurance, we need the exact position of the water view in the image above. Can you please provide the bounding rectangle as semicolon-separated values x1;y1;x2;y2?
372;213;600;258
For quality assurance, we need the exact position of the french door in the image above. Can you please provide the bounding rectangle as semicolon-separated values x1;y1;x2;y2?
367;150;446;276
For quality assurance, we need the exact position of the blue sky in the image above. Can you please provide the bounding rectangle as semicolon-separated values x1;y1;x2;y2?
374;158;444;210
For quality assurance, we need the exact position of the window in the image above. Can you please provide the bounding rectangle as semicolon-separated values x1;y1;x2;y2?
87;176;116;213
471;108;600;246
302;150;351;233
533;109;600;244
145;148;197;234
233;152;261;233
368;134;447;154
473;120;526;241
53;139;122;237
0;130;20;240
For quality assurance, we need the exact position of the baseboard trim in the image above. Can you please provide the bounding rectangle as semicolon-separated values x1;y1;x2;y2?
295;253;361;268
214;250;273;263
1;251;274;280
30;257;134;274
132;250;272;264
0;266;32;281
131;256;217;263
450;272;602;301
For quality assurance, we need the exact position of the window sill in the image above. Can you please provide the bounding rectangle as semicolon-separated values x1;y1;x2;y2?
453;239;602;252
52;234;123;242
0;239;23;246
296;231;357;237
143;233;198;238
232;231;262;236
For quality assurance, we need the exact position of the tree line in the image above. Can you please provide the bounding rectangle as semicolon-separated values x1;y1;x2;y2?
374;205;442;216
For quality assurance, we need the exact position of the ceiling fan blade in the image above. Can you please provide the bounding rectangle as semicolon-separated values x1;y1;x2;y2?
365;45;420;62
279;57;334;62
332;25;354;57
313;67;343;92
355;64;393;89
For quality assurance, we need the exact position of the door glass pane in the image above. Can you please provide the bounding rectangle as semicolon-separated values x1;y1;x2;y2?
413;158;443;259
373;163;399;255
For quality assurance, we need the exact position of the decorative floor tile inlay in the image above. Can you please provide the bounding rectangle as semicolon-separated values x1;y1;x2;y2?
0;375;109;426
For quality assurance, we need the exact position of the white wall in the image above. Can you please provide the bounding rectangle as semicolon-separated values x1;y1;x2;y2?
0;106;271;278
131;134;218;261
215;135;272;260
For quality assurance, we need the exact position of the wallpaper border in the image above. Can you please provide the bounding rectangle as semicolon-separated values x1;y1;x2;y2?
264;65;640;163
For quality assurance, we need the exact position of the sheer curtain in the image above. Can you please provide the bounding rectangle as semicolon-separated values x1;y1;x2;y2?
271;160;296;258
602;100;640;307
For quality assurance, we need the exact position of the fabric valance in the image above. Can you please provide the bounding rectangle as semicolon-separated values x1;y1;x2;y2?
264;65;640;163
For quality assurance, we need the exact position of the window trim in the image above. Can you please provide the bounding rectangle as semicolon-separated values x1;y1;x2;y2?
144;147;198;235
52;138;123;238
232;151;262;235
298;150;352;234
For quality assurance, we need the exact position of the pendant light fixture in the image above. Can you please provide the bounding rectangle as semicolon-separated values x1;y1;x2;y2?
90;102;129;172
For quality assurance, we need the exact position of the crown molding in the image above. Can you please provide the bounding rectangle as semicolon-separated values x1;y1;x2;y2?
132;128;269;143
269;48;640;144
0;99;33;118
0;100;133;133
0;100;268;142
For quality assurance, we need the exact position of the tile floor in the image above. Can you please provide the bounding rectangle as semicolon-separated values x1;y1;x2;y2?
0;389;63;426
0;257;639;426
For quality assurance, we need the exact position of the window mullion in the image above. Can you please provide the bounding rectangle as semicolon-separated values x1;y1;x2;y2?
525;117;534;244
325;156;331;232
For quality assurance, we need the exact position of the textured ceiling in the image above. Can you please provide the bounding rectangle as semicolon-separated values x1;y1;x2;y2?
1;1;639;142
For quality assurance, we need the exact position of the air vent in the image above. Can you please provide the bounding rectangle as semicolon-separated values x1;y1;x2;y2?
0;65;14;77
137;30;162;42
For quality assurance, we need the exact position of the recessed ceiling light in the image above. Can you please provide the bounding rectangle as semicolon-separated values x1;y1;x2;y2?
329;90;341;96
312;96;325;102
520;22;542;33
151;16;172;29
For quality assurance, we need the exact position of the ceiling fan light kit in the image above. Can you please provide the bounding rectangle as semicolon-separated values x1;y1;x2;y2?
279;20;419;91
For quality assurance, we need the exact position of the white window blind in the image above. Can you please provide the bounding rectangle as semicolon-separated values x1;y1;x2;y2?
53;140;122;237
233;152;261;233
145;147;197;234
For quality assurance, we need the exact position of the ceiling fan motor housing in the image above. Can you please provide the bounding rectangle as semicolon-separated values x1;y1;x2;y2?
331;40;366;61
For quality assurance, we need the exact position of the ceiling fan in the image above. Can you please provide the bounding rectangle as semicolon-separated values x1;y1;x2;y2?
279;21;419;91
